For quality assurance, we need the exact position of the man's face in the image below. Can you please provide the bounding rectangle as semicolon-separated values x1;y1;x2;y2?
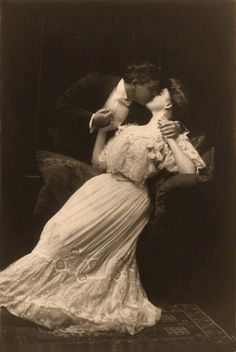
133;80;160;105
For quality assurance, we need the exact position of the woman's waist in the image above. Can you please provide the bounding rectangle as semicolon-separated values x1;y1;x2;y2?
109;172;131;182
106;170;148;187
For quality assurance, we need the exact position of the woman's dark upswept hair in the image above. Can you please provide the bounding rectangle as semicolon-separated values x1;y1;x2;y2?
161;78;189;121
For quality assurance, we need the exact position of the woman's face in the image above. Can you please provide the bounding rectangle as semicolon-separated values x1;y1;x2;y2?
146;88;172;112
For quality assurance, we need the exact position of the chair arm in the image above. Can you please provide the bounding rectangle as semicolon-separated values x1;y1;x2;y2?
153;173;211;221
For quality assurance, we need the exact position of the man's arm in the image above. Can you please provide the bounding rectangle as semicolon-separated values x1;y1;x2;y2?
54;73;95;129
54;72;113;131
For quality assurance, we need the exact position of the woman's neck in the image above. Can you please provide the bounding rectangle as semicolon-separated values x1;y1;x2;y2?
146;110;168;127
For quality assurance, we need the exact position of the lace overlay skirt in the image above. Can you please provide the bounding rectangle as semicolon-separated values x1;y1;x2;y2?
0;173;161;335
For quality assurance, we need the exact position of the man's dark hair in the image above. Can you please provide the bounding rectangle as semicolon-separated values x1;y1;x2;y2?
123;61;161;84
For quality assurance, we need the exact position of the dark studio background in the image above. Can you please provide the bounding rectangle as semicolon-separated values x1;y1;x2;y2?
1;0;235;334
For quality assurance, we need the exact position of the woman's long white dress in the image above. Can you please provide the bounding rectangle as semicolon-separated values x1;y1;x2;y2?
0;124;205;335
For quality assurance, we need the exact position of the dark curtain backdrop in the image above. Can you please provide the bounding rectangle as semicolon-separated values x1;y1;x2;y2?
1;0;235;325
2;1;234;174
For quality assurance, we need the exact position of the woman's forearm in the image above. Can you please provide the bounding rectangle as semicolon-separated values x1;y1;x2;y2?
166;138;196;174
91;130;107;167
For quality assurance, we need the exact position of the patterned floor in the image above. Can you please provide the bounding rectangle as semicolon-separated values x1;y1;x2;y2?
1;304;235;352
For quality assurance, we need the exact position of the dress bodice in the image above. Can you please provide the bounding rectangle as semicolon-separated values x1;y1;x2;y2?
99;124;206;184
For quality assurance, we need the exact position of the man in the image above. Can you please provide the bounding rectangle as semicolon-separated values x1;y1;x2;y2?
49;61;182;162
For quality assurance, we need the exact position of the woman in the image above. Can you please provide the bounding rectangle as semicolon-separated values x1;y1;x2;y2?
0;79;205;335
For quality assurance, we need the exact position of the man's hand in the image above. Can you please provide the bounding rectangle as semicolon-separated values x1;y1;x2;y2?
158;119;181;139
92;109;115;129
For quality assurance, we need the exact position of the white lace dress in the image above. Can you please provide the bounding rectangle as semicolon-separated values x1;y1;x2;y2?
0;124;205;335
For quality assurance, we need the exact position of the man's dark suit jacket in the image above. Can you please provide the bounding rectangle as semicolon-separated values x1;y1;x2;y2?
49;72;152;162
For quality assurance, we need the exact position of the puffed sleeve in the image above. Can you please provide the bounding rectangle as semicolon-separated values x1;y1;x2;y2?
163;133;206;173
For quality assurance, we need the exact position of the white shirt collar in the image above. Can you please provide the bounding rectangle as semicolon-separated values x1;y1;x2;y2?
116;79;128;99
